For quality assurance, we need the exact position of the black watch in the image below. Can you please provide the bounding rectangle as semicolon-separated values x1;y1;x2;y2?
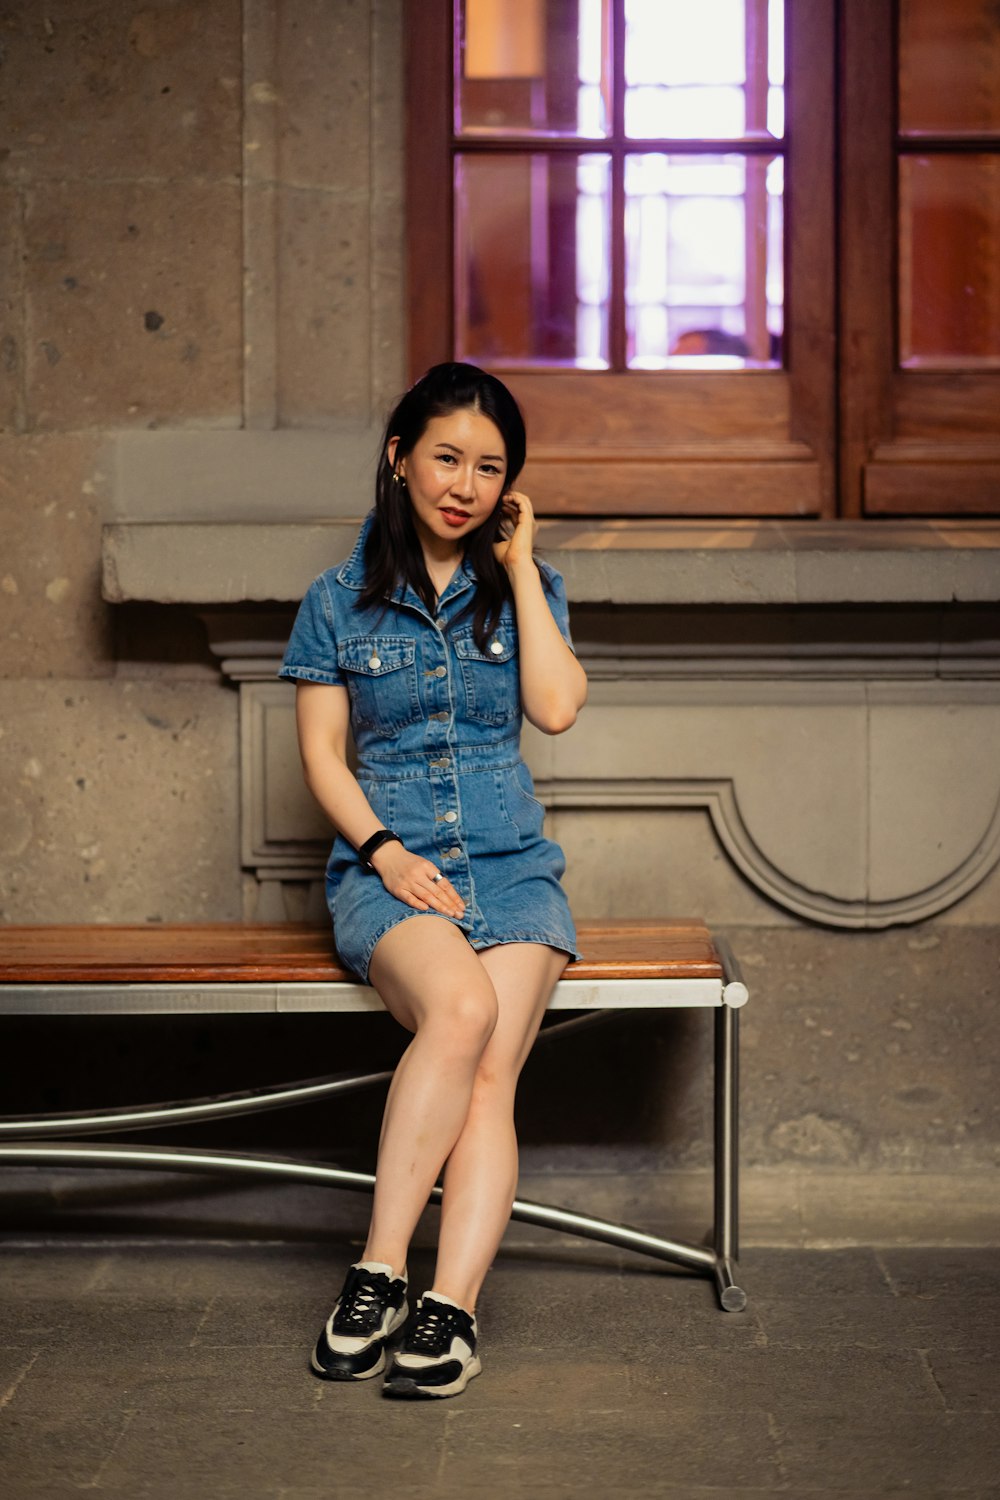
358;829;403;869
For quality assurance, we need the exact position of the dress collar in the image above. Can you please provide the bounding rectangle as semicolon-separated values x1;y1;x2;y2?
335;511;376;591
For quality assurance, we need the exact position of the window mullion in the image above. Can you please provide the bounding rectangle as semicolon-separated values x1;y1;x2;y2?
610;0;627;371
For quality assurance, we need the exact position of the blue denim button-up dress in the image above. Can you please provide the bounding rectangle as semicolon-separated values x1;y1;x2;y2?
279;512;580;981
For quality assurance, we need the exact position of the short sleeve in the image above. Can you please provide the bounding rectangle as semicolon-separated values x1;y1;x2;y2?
278;574;344;686
538;561;575;652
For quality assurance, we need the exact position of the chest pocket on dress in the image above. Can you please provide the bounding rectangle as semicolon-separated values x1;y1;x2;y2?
337;636;421;736
453;628;520;726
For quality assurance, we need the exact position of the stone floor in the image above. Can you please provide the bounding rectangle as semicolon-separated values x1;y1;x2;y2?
1;1232;998;1499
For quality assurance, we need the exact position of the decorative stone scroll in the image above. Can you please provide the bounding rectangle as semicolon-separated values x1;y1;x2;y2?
236;673;1000;930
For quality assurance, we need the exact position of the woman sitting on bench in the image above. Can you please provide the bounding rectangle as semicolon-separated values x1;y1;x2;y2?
279;362;588;1399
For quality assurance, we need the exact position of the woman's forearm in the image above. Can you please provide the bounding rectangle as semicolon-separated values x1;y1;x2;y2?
295;683;387;851
302;752;386;850
294;683;463;915
509;561;588;734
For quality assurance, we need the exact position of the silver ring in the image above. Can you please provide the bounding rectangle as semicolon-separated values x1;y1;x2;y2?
431;872;444;884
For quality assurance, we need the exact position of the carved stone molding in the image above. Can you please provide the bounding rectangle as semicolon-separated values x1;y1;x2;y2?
534;778;1000;928
237;675;1000;929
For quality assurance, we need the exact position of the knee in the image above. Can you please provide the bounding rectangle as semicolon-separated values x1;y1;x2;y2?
425;984;498;1061
470;1053;518;1102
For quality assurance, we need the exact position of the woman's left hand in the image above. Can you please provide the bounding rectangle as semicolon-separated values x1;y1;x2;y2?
493;491;538;574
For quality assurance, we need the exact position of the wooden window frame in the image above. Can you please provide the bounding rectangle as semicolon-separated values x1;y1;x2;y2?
840;0;1000;518
408;0;1000;520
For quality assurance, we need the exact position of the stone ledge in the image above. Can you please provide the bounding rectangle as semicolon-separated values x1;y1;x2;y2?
102;519;1000;607
513;1169;1000;1250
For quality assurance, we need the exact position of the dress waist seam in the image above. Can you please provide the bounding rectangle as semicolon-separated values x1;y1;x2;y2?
358;749;524;779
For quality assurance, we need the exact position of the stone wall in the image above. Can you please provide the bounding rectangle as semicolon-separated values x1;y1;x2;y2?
1;2;998;1192
0;0;405;922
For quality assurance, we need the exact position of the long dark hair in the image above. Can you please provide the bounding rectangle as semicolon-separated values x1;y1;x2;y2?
358;362;527;649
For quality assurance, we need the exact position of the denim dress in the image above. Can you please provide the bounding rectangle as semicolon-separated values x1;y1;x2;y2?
279;512;580;981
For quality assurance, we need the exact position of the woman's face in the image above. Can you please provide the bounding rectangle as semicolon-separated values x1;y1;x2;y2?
391;406;508;550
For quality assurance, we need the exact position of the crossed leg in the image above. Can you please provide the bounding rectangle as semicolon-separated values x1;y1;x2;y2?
362;917;499;1278
362;918;566;1305
432;940;568;1310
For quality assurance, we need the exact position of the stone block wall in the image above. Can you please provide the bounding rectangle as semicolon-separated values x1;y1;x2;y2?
1;3;243;920
0;0;405;923
1;2;998;1190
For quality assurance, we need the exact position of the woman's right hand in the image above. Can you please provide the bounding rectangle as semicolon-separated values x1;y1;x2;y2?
368;840;466;918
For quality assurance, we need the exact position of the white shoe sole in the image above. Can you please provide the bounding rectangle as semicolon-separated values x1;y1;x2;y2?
383;1354;482;1399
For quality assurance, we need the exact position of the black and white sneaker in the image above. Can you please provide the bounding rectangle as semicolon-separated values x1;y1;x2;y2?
383;1293;481;1399
310;1260;408;1381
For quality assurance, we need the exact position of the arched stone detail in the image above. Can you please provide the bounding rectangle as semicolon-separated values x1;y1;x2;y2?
535;778;1000;929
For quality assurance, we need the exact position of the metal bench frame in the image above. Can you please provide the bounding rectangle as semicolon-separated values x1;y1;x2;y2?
0;937;749;1311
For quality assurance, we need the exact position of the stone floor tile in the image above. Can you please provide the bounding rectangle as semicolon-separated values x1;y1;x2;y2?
628;1346;940;1412
481;1261;738;1355
474;1353;632;1410
438;1406;781;1491
0;1245;111;1298
8;1344;321;1416
622;1493;999;1500
480;1274;628;1350
0;1412;138;1490
0;1299;72;1342
902;1307;995;1360
877;1247;1000;1300
192;1294;323;1348
0;1347;42;1405
774;1409;1000;1492
508;1493;998;1500
735;1247;891;1299
2;1244;999;1497
287;1491;758;1500
487;1252;628;1298
923;1350;1000;1413
81;1241;381;1299
86;1243;334;1298
751;1291;997;1352
838;1494;1000;1500
279;1492;440;1500
98;1406;447;1491
36;1488;282;1500
0;1295;211;1346
280;1491;1000;1500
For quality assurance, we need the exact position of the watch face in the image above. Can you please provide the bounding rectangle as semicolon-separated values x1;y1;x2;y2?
361;829;398;867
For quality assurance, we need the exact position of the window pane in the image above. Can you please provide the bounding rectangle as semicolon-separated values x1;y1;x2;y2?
899;155;1000;367
624;0;784;140
624;153;782;367
455;153;611;367
457;0;610;138
626;85;746;138
899;0;1000;137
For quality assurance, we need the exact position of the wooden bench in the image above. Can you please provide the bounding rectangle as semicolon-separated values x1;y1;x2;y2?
0;919;749;1310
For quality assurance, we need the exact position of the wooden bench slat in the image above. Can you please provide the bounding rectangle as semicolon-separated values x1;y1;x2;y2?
0;921;723;984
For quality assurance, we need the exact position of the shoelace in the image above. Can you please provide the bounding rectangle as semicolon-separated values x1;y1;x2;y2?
407;1303;462;1356
333;1272;392;1335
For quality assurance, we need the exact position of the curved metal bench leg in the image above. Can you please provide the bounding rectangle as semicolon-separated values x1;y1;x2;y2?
0;998;747;1310
0;1142;723;1283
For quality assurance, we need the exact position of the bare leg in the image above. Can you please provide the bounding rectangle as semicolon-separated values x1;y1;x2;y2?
361;917;499;1277
430;942;568;1311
